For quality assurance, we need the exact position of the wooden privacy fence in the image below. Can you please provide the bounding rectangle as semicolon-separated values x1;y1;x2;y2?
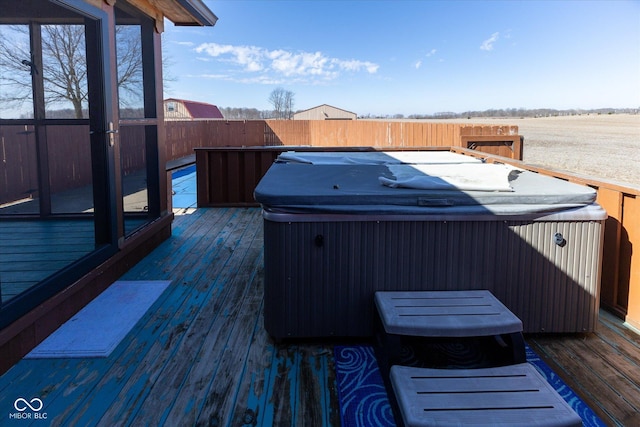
165;119;522;160
165;120;268;160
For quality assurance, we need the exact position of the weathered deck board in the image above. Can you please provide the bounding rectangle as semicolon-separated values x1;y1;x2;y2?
63;209;256;425
0;207;638;427
109;211;263;425
528;309;640;426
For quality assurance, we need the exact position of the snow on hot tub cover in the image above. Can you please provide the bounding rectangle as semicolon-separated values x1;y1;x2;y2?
254;151;599;215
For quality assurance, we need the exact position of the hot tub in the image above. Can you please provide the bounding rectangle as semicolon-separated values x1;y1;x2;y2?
254;151;606;338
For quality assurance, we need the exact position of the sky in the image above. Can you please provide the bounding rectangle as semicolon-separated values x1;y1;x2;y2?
161;0;640;116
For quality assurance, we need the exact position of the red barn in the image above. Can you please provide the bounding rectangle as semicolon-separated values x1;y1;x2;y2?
164;98;224;120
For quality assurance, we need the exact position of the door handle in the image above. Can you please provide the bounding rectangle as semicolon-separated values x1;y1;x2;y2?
106;122;118;147
89;122;118;147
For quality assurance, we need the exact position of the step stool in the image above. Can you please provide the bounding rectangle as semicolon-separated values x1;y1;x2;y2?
374;290;526;373
391;363;582;426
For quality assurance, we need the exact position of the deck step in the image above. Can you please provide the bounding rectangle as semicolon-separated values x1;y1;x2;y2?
390;363;582;427
374;290;527;371
375;290;523;337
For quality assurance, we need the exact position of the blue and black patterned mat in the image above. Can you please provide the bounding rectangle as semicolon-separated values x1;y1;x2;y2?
334;344;606;427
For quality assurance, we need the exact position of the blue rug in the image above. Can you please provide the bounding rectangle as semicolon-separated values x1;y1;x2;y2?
334;344;606;427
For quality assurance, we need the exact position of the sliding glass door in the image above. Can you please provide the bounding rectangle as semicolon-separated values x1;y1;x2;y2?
0;0;118;326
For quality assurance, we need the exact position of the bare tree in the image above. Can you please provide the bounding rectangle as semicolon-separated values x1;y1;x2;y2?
268;87;295;119
41;24;88;118
161;43;177;96
0;25;36;115
218;107;266;119
0;24;143;119
114;25;143;112
268;87;284;119
283;89;295;119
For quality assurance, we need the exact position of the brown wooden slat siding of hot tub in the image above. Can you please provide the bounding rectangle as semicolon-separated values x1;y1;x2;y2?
262;213;604;338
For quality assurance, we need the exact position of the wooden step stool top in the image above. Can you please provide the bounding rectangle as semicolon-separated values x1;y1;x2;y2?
375;290;522;337
390;363;582;427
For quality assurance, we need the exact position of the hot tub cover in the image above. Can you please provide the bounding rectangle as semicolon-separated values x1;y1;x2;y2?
276;150;483;165
254;151;600;216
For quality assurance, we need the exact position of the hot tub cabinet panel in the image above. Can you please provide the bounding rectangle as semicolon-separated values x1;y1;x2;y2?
262;210;605;338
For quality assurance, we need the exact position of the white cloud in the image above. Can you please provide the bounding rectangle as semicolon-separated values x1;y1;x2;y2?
426;49;437;57
269;50;332;77
480;32;500;51
415;60;422;69
199;73;230;79
334;58;379;74
193;42;378;83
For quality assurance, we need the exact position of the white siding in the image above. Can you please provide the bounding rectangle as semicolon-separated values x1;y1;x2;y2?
293;104;356;120
164;101;192;120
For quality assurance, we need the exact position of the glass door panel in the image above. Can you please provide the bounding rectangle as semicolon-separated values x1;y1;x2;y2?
115;5;160;235
0;0;111;310
0;25;34;119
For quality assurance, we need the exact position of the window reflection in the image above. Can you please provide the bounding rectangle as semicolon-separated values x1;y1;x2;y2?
0;25;34;119
120;124;149;217
42;25;88;119
50;125;94;214
0;125;39;214
116;25;144;119
0;5;100;308
0;24;90;120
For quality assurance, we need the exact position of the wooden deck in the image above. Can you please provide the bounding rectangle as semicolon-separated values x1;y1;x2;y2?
0;217;148;302
0;208;339;426
529;311;640;426
0;207;638;426
0;219;95;301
